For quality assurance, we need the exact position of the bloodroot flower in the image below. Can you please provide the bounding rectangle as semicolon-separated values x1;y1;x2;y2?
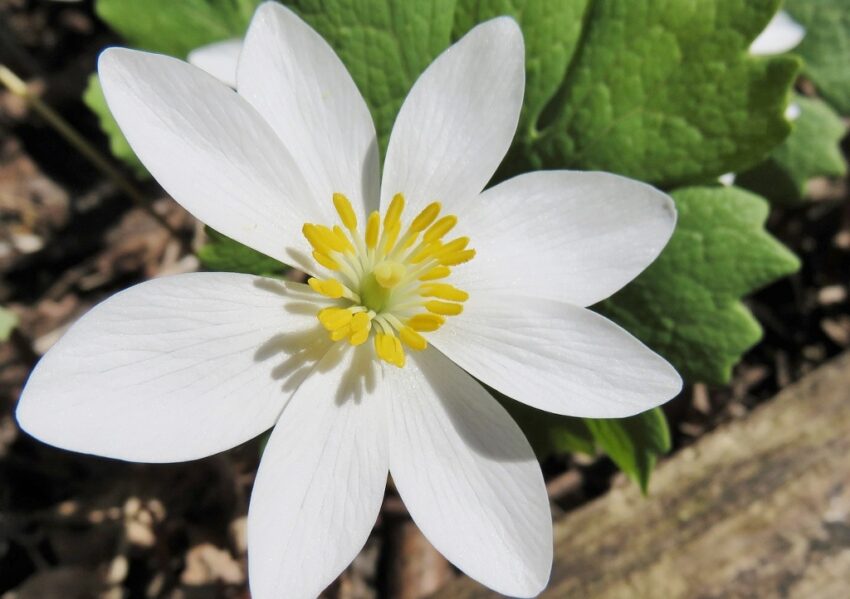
18;3;681;597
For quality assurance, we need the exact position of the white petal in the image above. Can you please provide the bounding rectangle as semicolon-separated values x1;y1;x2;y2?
718;172;737;186
451;171;677;307
430;295;682;418
187;38;243;88
750;10;805;55
17;274;328;462
239;3;379;219
380;17;524;216
785;102;802;121
99;48;321;267
386;348;551;597
248;343;386;599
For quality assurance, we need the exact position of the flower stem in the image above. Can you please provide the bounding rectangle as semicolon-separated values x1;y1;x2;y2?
0;64;181;238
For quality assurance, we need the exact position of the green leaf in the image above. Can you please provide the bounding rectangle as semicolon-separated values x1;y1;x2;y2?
737;95;847;204
82;75;149;179
0;307;18;342
598;185;800;384
496;391;595;457
585;408;670;493
198;227;289;276
786;0;850;114
95;0;261;56
525;0;800;187
498;389;670;491
290;0;456;154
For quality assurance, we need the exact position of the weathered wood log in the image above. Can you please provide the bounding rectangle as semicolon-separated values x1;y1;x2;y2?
384;517;455;599
432;351;850;599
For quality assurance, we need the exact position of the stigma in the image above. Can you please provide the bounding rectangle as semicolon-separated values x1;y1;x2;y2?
302;193;474;367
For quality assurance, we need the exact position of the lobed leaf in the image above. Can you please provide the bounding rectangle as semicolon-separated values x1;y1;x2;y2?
95;0;260;57
598;185;800;384
785;0;850;115
584;408;670;494
525;0;800;187
198;227;289;277
498;391;596;457
737;95;847;204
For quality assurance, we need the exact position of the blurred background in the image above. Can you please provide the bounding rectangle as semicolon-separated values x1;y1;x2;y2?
1;1;849;598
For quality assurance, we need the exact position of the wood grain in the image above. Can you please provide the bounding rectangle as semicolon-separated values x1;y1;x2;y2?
432;352;850;599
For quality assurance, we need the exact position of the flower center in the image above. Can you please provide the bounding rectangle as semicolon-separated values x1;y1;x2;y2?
302;192;474;368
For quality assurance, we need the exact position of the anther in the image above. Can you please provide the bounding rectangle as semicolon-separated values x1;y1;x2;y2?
313;250;340;271
419;283;469;302
308;277;344;299
425;300;463;316
385;194;405;227
419;265;451;281
440;248;476;266
407;313;445;332
365;211;380;249
410;202;441;232
333;193;358;230
399;326;427;351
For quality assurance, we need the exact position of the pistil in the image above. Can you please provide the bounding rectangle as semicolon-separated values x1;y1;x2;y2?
302;193;474;367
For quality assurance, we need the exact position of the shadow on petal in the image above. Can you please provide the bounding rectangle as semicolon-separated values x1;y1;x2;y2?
335;343;380;406
414;349;535;464
285;247;315;275
254;326;331;390
250;276;380;411
360;138;380;214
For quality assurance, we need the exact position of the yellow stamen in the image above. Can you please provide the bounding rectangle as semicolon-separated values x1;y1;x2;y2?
374;333;406;367
399;326;427;351
307;277;345;299
318;307;353;331
423;215;457;243
350;325;371;346
305;192;473;367
426;300;463;316
332;226;355;253
365;211;380;249
385;193;405;228
434;236;469;258
315;225;347;253
392;335;406;367
382;222;401;254
440;248;476;266
396;234;419;252
419;265;451;281
410;202;441;232
313;250;340;271
419;283;469;302
333;192;358;230
407;313;445;332
303;224;333;255
351;311;372;332
331;325;352;341
375;333;392;363
410;241;443;264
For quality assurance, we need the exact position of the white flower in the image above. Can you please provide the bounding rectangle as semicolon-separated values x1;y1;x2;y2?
187;38;243;88
17;3;681;597
750;10;805;56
